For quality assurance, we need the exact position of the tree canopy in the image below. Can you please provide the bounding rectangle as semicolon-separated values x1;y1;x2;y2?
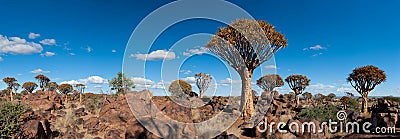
22;82;38;93
285;75;310;95
256;74;284;92
109;72;134;94
168;80;192;98
35;74;50;90
195;72;212;98
347;65;386;95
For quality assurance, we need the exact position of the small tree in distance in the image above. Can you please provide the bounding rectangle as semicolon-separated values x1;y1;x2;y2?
169;80;192;99
327;93;336;101
302;92;312;103
256;74;284;93
285;75;310;107
347;65;386;113
58;83;73;102
195;73;212;98
109;72;134;95
22;82;38;93
35;74;50;91
46;82;58;92
3;77;17;101
75;84;86;103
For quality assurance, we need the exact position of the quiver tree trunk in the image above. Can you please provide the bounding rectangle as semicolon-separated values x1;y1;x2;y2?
10;89;14;101
295;94;300;107
361;92;369;113
199;90;204;98
239;69;254;121
80;93;82;104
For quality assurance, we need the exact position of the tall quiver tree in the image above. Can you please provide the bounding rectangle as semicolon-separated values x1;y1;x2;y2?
285;75;310;107
347;65;386;113
22;82;38;93
3;77;17;101
206;19;287;120
58;83;73;102
256;74;284;93
195;73;212;98
35;74;50;91
75;84;86;104
46;82;58;92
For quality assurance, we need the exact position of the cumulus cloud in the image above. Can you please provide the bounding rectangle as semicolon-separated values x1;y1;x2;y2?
28;32;40;39
336;87;354;93
79;76;108;84
112;49;117;53
69;53;76;56
30;68;50;74
264;65;277;69
312;52;323;57
60;80;80;85
310;83;335;89
220;78;241;86
39;39;56;45
0;35;43;54
132;77;165;89
132;50;176;61
60;76;108;85
303;45;326;51
41;51;56;57
181;76;196;84
183;47;208;56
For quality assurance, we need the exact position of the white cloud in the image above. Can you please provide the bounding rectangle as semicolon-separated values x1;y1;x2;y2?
39;39;56;45
0;35;43;54
336;87;354;93
312;52;323;57
41;51;56;57
28;32;40;39
132;77;165;89
264;65;277;69
30;68;50;74
310;83;335;89
87;46;92;53
79;76;108;84
183;47;208;56
181;76;196;84
220;78;241;86
132;50;176;61
112;49;117;53
303;45;326;51
61;76;108;85
60;80;80;85
0;57;3;62
179;70;192;75
69;53;76;56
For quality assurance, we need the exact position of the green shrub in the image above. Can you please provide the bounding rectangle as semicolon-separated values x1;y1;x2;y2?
347;98;360;110
383;96;400;103
296;105;339;122
0;101;27;138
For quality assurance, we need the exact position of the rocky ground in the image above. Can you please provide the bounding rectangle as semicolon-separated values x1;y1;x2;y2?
1;90;400;138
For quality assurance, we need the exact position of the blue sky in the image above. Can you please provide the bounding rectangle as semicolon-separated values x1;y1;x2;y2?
0;0;399;96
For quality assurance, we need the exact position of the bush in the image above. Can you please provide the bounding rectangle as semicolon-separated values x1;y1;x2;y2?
0;101;27;138
296;105;339;122
383;96;400;103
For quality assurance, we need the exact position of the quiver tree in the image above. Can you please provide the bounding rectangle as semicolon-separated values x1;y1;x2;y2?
3;77;17;101
75;84;86;103
285;75;310;107
314;93;327;103
58;83;73;102
327;93;336;101
109;72;134;95
302;92;312;103
347;65;386;113
35;74;50;91
13;83;20;95
206;19;287;120
169;80;192;99
345;92;354;98
195;73;212;98
256;74;284;93
46;82;58;92
340;96;351;110
22;82;38;93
